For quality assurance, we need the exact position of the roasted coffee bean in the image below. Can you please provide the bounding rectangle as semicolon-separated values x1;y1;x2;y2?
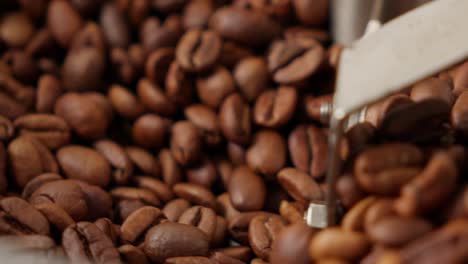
118;244;150;264
0;12;34;48
35;203;75;232
110;47;137;84
178;206;217;241
2;50;39;84
292;0;328;26
176;29;222;72
365;94;413;128
8;136;59;188
116;199;145;222
126;146;161;178
254;86;297;128
74;180;112;221
453;61;468;96
100;2;130;48
55;93;111;140
57;145;111;188
166;61;196;107
94;140;133;185
47;0;84;47
62;47;105;92
354;144;424;195
210;252;244;264
186;157;218;188
227;142;246;165
21;173;62;200
228;212;273;244
236;0;291;20
210;7;281;47
135;177;174;203
234;57;269;102
212;215;228;247
165;256;215;264
219;93;251;145
395;151;458;216
285;26;330;44
132;114;171;150
271;223;315;264
214;246;252;262
410;77;453;106
121;206;166;244
303;94;332;123
185;104;221;147
217;193;241;221
341;196;376;232
140;17;180;53
108;84;144;119
248;214;287;260
111;187;161;207
29;179;88;221
173;183;216;209
0;115;13;141
309;228;370;261
62;222;122;264
94;217;119;246
159;149;184;187
36;74;63;113
452;90;468;136
69;22;106;51
145;48;175;86
170;121;203;166
183;0;215;29
0;72;35;119
246;130;286;177
363;199;396;232
277;168;323;205
279;200;305;224
196;66;236;109
0;197;50;235
163;198;191;222
268;39;324;85
336;174;366;209
137;78;177;116
288;125;327;179
144;222;210;263
228;166;266;211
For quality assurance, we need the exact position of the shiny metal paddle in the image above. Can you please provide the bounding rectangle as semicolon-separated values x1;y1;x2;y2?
306;0;468;228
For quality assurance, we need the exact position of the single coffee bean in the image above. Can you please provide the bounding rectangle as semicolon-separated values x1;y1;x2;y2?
74;180;112;221
219;93;251;145
271;222;315;264
121;206;166;244
54;92;110;140
288;125;328;179
159;149;184;187
62;221;122;264
254;86;297;128
0;115;13;141
173;183;217;209
268;39;325;85
246;130;286;177
137;78;177;116
132;114;171;150
35;202;75;232
47;0;83;47
108;84;144;119
228;166;266;212
228;212;273;244
118;244;150;264
279;200;305;224
62;47;106;92
233;56;269;102
0;12;34;48
117;199;145;222
309;228;370;261
183;0;214;29
135;176;174;203
354;143;424;195
94;140;133;185
36;74;63;113
125;146;161;178
186;157;218;188
29;179;88;221
248;214;287;260
277;168;323;206
170;121;203;166
144;222;210;263
99;2;130;48
0;197;50;235
111;187;161;207
8;136;59;188
163;198;191;222
21;173;62;200
292;0;328;26
196;66;236;109
178;206;217;242
395;151;458;216
165;61;196;107
0;72;35;119
145;48;175;86
410;77;454;106
95;217;120;246
341;196;376;232
176;29;222;72
210;7;281;47
57;145;111;188
185;104;221;147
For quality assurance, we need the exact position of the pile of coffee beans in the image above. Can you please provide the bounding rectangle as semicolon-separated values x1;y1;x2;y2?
1;0;468;263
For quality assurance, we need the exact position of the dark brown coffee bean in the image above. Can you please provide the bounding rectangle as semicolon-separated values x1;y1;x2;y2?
29;179;88;221
117;199;145;221
395;151;458;216
166;61;195;107
217;193;241;221
163;198;191;222
228;166;266;212
248;214;287;260
2;50;39;84
55;92;110;140
125;146;161;178
159;149;184;187
277;168;322;206
94;140;133;185
292;0;328;26
309;228;370;261
145;48;175;86
0;143;7;194
196;66;236;109
228;212;274;244
108;84;144;119
74;180;112;221
210;7;281;47
137;78;177;116
279;200;305;224
0;197;50;235
186;157;218;188
410;77;453;106
21;173;62;200
288;125;328;179
185;104;221;147
365;94;412;128
0;72;35;119
219;93;251;145
111;187;161;207
121;206;166;244
0;12;34;48
140;17;180;53
118;244;150;264
214;246;252;262
173;183;216;209
35;202;75;232
183;0;214;29
144;222;209;263
94;218;120;246
354;144;424;195
176;29;221;73
271;222;315;264
170;121;202;166
62;47;105;92
132;114;171;150
8;136;59;188
254;86;297;128
246;130;286;177
63;221;122;264
100;2;130;48
47;0;83;47
57;145;111;188
0;115;13;141
220;41;252;69
210;252;244;264
234;56;269;102
36;74;63;113
135;176;174;203
178;206;217;241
